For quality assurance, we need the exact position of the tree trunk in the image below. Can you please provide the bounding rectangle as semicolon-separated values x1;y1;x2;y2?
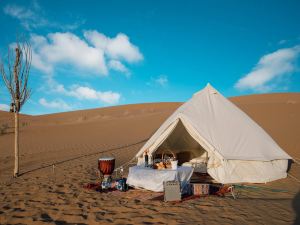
13;111;19;177
13;47;21;178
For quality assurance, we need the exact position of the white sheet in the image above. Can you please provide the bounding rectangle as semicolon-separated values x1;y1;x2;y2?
126;166;194;192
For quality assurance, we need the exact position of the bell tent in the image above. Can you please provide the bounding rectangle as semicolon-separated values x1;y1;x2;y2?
136;84;291;184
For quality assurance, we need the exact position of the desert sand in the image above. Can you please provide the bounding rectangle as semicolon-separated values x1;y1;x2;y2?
0;94;299;224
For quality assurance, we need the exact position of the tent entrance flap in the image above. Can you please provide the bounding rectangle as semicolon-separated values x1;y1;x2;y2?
154;120;209;166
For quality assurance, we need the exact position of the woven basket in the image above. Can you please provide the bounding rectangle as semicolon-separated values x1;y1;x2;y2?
154;149;176;169
161;149;176;161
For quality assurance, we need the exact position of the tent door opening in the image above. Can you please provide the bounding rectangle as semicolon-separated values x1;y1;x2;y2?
154;120;209;173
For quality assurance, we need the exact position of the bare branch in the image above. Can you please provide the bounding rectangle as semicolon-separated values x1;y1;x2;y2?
0;36;32;113
7;47;16;100
20;41;32;100
1;57;15;100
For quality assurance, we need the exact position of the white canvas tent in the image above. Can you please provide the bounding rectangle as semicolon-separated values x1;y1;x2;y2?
136;84;292;184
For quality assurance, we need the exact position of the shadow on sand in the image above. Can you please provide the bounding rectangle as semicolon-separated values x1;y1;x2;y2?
293;190;300;225
287;159;293;172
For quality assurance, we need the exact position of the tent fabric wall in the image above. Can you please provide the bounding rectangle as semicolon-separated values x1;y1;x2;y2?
136;84;292;184
208;159;288;183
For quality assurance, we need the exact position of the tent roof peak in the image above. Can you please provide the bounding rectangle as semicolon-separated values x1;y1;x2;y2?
193;83;217;97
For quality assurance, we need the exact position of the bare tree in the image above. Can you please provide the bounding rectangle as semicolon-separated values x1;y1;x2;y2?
0;38;32;177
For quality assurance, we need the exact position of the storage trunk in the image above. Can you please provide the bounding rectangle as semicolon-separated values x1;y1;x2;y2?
192;183;209;196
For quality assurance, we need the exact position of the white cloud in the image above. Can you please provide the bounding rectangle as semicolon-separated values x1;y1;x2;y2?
84;30;143;63
155;75;168;87
39;98;71;110
4;4;33;20
31;50;53;74
3;3;84;31
0;104;10;111
31;33;107;75
67;86;120;105
278;40;287;45
147;75;169;87
235;45;300;92
47;79;121;105
108;60;130;76
30;31;143;76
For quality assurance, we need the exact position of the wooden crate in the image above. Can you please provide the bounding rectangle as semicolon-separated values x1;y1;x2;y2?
192;183;209;196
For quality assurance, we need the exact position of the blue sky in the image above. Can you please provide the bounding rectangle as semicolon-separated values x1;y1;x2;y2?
0;0;299;115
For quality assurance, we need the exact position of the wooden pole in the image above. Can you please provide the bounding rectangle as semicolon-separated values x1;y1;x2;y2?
13;47;21;178
13;111;19;177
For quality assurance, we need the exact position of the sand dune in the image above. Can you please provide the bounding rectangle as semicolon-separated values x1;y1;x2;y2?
231;93;300;159
0;94;299;224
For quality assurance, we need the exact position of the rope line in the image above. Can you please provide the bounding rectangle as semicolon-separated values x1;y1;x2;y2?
293;158;300;165
18;138;149;177
233;184;291;193
288;173;300;183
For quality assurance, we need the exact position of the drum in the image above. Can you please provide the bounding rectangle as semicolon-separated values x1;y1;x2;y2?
98;157;115;176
